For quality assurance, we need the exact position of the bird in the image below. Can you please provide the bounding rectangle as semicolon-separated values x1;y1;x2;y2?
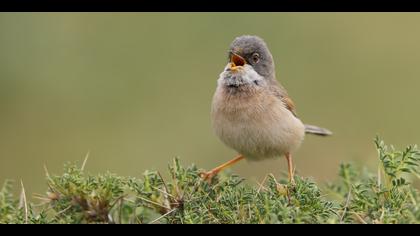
200;35;332;183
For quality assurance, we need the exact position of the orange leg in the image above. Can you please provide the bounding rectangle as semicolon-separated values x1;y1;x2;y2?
285;152;295;184
200;155;244;181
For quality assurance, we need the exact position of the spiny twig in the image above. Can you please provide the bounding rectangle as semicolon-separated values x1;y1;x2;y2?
136;196;171;211
19;180;28;224
340;186;352;223
148;208;177;224
81;151;90;172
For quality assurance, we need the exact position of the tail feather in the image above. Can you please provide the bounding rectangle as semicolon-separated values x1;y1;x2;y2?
304;124;332;136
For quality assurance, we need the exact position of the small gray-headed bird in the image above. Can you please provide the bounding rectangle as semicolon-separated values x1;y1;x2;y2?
201;35;332;183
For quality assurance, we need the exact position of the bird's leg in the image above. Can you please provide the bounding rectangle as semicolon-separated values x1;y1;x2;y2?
285;152;295;184
200;155;244;182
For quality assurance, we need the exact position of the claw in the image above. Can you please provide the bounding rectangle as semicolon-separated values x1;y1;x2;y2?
199;171;217;183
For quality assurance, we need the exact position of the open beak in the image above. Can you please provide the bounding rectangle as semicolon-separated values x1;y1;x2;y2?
230;53;246;69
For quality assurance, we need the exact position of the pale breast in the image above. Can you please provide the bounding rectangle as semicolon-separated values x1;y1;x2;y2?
211;87;305;160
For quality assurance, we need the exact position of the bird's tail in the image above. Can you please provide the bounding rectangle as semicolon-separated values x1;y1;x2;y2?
304;124;332;136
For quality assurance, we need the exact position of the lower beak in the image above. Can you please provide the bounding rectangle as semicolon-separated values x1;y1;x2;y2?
230;53;246;69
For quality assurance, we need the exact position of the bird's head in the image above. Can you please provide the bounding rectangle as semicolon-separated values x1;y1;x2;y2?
219;35;276;89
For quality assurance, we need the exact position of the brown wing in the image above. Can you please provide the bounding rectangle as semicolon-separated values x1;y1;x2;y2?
269;80;298;117
282;96;298;117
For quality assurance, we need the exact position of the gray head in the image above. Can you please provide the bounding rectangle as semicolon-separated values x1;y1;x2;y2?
218;35;276;90
228;35;275;78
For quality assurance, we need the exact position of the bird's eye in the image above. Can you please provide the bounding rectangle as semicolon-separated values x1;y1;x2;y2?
252;53;260;64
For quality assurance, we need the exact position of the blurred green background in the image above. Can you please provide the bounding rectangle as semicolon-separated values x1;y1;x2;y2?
1;13;420;194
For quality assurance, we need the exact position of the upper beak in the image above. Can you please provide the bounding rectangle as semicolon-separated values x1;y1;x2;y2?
230;53;246;68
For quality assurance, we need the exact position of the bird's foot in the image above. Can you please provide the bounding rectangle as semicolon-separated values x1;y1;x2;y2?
199;170;218;183
198;155;245;184
289;177;296;186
